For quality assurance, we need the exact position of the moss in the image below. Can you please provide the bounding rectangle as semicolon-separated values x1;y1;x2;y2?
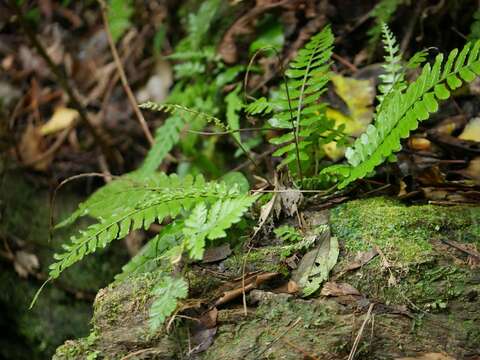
331;197;480;264
222;246;290;277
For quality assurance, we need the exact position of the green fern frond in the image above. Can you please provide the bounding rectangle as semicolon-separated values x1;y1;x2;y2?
368;0;402;46
115;222;184;282
183;195;258;259
225;85;243;144
149;276;188;331
245;97;274;115
107;0;133;42
140;102;227;131
329;40;480;188
268;25;335;172
49;174;242;278
377;23;405;105
274;225;302;243
140;115;185;174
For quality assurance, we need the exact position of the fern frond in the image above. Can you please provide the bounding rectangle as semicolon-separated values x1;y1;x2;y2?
183;195;258;259
268;25;335;172
225;85;243;144
140;102;227;131
329;40;480;188
377;23;405;105
115;222;183;281
140;115;185;174
245;97;274;115
49;174;242;278
368;0;402;46
149;276;188;331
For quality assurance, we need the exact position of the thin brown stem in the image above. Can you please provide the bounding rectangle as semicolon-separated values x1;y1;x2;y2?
98;0;154;146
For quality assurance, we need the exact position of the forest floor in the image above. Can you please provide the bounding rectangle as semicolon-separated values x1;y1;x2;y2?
1;1;480;359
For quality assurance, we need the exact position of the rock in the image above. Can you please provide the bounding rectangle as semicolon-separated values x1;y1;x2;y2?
53;197;480;359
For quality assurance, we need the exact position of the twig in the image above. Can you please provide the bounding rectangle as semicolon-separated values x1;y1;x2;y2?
8;0;115;163
98;0;154;146
348;303;374;360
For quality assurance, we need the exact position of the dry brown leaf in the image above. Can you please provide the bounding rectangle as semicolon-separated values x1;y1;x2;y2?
340;249;378;273
40;107;78;135
13;250;40;278
18;123;52;171
320;282;360;297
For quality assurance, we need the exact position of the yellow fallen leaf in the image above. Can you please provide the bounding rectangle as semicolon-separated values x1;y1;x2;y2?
458;117;480;142
330;74;375;135
40;107;78;135
322;75;375;160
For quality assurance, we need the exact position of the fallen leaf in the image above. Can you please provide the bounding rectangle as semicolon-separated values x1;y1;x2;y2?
292;230;339;297
338;248;378;274
320;282;360;297
457;157;480;184
18;123;52;171
40;107;78;135
458;117;480;142
13;251;40;278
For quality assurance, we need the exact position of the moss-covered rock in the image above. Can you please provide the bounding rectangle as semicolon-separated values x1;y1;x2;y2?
53;197;480;359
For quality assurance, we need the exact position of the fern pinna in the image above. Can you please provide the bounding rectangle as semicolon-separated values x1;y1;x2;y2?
46;171;256;330
325;39;480;188
267;25;338;176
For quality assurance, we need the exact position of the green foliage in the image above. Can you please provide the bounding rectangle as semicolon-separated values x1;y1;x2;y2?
377;23;406;105
115;223;183;282
469;9;480;40
368;0;402;46
149;276;188;330
325;39;480;188
107;0;133;43
267;25;338;174
49;173;250;278
274;225;302;243
184;196;258;259
225;85;243;144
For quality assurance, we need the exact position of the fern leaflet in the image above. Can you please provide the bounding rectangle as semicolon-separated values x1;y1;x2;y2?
326;40;480;188
183;195;258;259
49;173;243;278
268;25;335;173
149;276;188;331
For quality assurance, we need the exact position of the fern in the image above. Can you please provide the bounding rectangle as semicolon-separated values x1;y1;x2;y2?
268;25;336;174
107;0;133;42
183;195;258;259
368;0;402;46
49;173;245;278
326;40;480;188
115;222;183;282
140;116;185;174
274;225;302;243
149;276;188;331
377;23;406;105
